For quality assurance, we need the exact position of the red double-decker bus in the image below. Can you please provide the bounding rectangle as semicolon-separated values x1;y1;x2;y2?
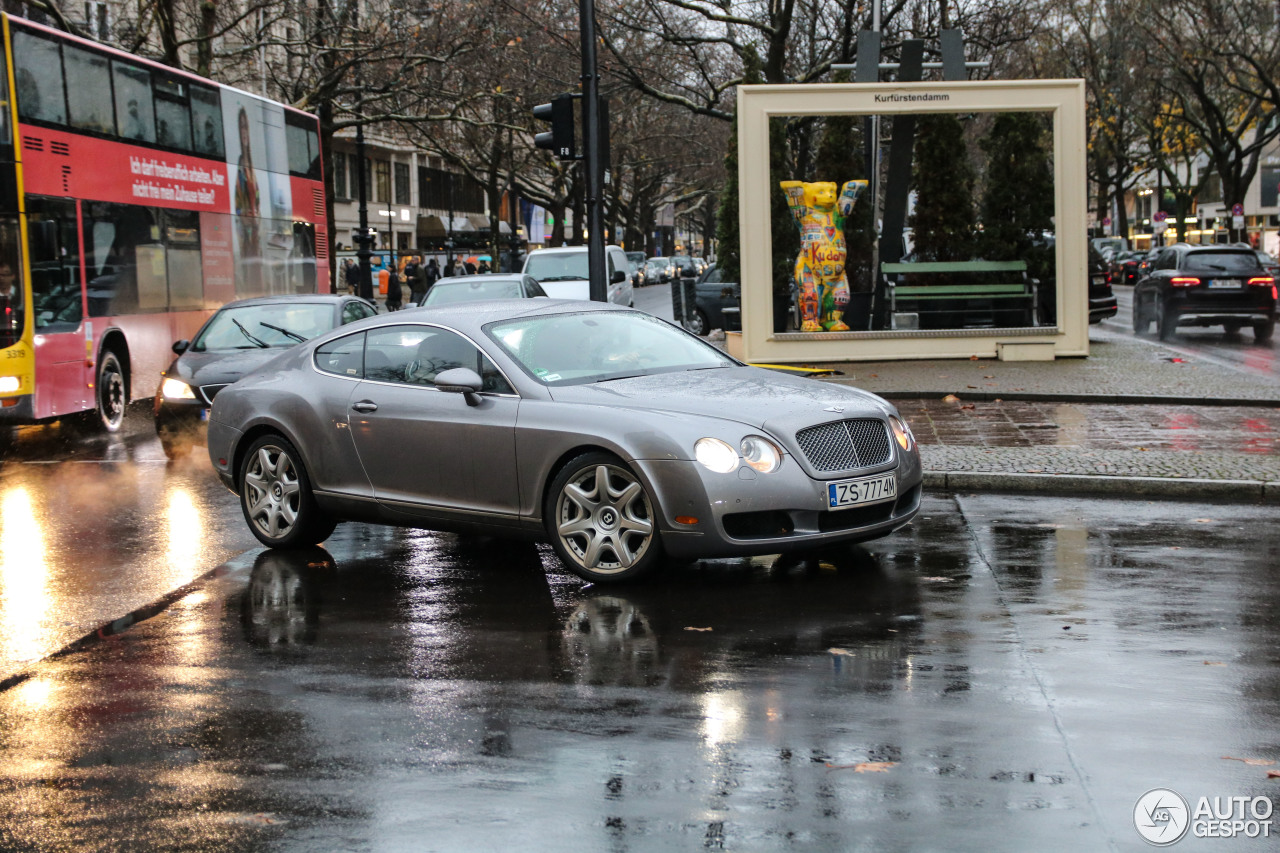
0;14;328;432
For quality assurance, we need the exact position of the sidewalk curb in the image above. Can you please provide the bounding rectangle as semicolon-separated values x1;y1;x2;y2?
923;471;1280;503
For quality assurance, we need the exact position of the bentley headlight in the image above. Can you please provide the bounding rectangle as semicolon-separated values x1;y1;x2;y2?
694;437;739;473
161;377;197;400
889;415;915;451
740;435;782;473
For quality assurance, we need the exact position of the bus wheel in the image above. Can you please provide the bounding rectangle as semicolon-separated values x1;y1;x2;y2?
87;351;127;433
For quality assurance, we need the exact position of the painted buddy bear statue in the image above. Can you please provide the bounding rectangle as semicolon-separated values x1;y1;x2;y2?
780;179;868;332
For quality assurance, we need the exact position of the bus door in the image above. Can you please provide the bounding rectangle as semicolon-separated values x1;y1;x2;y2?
25;197;89;418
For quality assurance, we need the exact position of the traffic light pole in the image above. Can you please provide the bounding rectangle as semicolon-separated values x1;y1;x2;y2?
579;0;606;302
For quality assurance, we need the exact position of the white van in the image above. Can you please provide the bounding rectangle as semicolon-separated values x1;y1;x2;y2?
522;245;635;306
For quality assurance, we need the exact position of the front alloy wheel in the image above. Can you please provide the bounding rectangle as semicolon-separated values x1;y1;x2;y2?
239;435;336;549
547;452;661;582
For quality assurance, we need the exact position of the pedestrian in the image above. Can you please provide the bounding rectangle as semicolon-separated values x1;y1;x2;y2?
477;259;491;274
464;257;478;275
444;257;457;278
343;258;359;293
407;256;428;305
385;263;403;310
0;259;19;347
423;257;440;298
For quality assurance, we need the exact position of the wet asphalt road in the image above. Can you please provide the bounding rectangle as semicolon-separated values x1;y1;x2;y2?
1;481;1278;850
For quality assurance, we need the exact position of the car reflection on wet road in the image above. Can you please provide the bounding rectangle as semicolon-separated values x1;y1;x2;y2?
1;486;1278;850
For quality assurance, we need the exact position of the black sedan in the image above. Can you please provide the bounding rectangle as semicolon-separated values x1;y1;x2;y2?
1132;244;1276;341
154;294;377;459
420;273;547;307
687;264;741;335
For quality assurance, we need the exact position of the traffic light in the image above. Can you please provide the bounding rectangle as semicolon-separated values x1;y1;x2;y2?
533;94;577;160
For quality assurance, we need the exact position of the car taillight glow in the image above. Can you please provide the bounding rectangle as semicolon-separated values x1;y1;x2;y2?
1170;277;1201;287
1247;276;1274;287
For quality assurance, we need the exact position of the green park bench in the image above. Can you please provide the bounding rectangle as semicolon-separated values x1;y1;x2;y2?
881;259;1039;329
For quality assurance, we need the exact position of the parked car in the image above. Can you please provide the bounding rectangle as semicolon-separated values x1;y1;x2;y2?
207;300;923;583
1229;243;1280;279
522;245;634;306
668;255;699;281
626;256;647;288
1109;250;1144;286
686;263;741;335
1132;243;1276;341
1136;247;1161;281
644;257;673;284
154;294;377;459
419;273;547;307
1033;239;1117;326
1089;244;1120;323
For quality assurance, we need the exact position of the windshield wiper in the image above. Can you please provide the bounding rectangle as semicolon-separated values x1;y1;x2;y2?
595;373;647;383
536;275;586;282
258;322;307;343
232;318;269;348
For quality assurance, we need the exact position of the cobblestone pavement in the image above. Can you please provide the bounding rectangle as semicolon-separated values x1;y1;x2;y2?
814;333;1280;404
897;399;1280;491
804;332;1280;499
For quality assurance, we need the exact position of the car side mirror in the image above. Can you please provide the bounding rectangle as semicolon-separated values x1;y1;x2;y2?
172;340;189;355
434;367;484;406
611;269;626;284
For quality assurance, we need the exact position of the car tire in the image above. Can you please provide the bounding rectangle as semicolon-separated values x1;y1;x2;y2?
1131;296;1151;335
73;350;128;433
1156;300;1178;340
684;308;709;336
239;434;337;549
544;451;662;583
161;435;194;461
1254;317;1276;343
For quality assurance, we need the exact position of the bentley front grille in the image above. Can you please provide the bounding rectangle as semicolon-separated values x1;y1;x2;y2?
795;418;893;472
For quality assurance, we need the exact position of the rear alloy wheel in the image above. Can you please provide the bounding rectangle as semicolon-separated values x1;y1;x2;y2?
1255;317;1276;343
1156;300;1178;341
1131;295;1151;335
239;435;337;549
546;452;662;583
79;350;127;433
684;308;709;336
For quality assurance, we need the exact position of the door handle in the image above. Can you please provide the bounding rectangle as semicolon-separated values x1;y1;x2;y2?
351;400;378;413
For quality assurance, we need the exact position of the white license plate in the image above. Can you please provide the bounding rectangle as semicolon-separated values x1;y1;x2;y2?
827;473;897;510
1208;279;1242;289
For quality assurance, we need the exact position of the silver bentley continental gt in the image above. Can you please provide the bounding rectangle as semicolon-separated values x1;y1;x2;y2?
207;300;923;583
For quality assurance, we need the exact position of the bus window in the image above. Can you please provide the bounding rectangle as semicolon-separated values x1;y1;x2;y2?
112;61;155;143
164;209;202;310
285;117;320;180
12;31;66;126
25;197;81;332
84;202;158;316
63;44;114;134
189;85;224;159
154;73;192;152
0;217;22;347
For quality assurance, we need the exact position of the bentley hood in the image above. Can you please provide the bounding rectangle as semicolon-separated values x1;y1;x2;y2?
545;366;892;431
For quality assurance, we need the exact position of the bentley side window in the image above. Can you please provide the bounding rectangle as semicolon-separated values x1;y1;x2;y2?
315;332;365;378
